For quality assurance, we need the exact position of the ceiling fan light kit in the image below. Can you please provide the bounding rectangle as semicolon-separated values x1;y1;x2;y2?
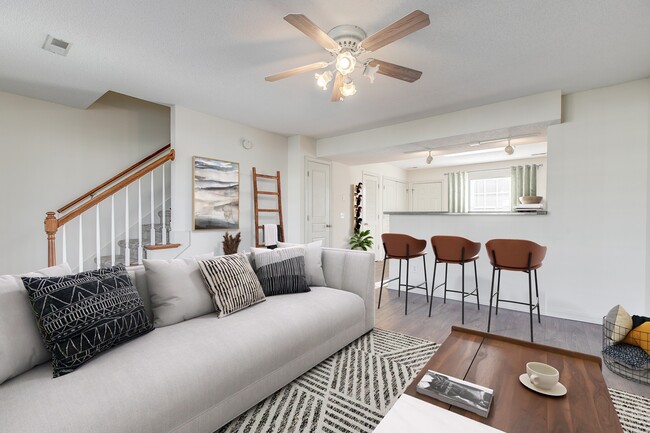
266;10;430;101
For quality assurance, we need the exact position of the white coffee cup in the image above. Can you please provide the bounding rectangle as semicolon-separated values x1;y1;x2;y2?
526;362;559;390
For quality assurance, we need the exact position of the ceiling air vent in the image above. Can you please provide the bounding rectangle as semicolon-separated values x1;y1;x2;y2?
42;35;71;56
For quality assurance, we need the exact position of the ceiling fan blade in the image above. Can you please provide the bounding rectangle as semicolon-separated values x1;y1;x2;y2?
331;72;344;102
359;10;430;52
368;59;422;83
265;61;329;82
284;14;340;51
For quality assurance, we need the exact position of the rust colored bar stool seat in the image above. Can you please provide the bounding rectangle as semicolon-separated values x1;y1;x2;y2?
485;239;547;342
428;236;481;324
377;233;429;315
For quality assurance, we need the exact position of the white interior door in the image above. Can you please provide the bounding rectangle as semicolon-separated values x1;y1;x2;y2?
362;172;381;259
383;178;409;211
411;181;443;211
305;160;331;246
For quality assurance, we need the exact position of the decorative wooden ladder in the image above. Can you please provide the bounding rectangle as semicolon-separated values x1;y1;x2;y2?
252;168;284;247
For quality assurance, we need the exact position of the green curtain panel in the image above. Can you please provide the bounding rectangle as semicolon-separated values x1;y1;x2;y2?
510;165;538;208
448;171;469;213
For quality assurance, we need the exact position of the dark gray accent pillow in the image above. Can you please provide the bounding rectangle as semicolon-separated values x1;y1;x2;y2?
21;264;153;378
602;343;650;369
197;254;266;318
252;246;310;296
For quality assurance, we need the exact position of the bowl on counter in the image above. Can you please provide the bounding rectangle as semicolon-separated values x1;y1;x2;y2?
519;196;543;204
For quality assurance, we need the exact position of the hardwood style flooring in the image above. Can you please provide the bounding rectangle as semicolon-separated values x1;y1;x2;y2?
373;264;650;397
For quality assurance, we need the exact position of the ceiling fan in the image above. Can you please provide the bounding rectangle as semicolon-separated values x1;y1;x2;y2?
265;10;430;101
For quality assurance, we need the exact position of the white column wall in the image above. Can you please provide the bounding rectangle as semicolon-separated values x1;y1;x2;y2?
171;106;288;256
387;79;650;323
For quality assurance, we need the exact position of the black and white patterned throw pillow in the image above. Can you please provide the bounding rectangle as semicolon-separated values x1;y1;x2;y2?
21;264;153;378
252;246;310;296
197;254;266;318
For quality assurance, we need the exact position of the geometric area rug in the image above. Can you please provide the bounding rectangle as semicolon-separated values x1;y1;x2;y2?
217;328;650;433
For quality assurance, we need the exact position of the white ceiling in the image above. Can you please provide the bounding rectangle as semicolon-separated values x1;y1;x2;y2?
1;0;649;140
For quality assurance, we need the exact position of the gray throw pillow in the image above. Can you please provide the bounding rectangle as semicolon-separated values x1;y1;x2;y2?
197;254;265;318
143;253;215;327
604;304;633;343
252;246;310;296
277;241;326;286
0;262;72;385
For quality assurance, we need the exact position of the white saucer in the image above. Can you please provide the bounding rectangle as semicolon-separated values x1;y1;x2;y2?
519;373;567;397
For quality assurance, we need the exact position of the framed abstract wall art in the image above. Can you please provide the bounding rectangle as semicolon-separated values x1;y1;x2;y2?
192;156;239;230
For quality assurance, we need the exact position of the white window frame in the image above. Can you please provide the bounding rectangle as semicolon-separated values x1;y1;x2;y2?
469;176;511;212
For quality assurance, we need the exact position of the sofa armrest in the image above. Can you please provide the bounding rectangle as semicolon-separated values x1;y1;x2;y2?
321;248;375;332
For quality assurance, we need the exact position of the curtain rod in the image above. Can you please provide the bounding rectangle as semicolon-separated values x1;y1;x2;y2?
444;164;543;176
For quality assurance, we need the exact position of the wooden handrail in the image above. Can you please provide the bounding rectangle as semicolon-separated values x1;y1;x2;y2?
57;149;174;227
57;143;171;214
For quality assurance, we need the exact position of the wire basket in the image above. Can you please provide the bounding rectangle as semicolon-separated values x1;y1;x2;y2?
602;316;650;385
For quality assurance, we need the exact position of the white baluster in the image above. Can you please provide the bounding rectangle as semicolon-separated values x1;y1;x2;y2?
78;215;84;272
62;224;67;264
111;195;115;266
125;187;130;266
150;171;155;245
138;179;143;265
162;164;166;244
96;205;100;270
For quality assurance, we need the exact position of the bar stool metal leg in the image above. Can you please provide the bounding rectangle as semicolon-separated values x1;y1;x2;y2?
461;260;465;324
405;257;410;315
377;255;387;309
488;266;496;332
423;255;429;303
443;263;448;303
428;259;438;317
535;269;541;323
474;261;480;310
528;268;534;342
398;260;402;298
495;269;501;315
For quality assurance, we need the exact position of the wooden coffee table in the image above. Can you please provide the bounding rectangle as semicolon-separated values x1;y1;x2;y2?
404;326;623;433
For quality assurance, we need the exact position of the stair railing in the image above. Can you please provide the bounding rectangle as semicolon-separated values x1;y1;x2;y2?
45;144;175;269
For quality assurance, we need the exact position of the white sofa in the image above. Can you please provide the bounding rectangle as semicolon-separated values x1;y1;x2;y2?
0;248;375;433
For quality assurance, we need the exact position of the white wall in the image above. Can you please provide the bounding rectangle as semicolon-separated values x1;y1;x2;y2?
329;162;408;249
389;79;650;323
287;135;317;243
408;157;547;210
0;91;170;274
545;78;649;321
170;106;288;257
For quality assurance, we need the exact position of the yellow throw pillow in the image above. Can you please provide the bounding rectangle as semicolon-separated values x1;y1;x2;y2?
623;322;650;356
605;304;632;343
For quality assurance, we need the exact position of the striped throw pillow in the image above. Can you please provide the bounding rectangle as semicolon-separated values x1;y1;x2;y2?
252;246;310;296
197;254;265;318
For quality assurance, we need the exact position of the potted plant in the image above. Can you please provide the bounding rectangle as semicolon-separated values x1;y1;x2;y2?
350;229;373;251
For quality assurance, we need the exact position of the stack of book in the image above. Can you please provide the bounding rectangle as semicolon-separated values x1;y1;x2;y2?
514;203;544;212
416;370;494;418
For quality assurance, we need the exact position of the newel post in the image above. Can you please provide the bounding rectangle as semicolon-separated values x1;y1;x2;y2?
45;211;58;266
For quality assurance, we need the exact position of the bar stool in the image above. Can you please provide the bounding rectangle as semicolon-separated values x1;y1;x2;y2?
485;239;547;342
377;233;428;315
428;236;481;324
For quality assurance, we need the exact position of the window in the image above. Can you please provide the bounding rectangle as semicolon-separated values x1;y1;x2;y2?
470;177;511;212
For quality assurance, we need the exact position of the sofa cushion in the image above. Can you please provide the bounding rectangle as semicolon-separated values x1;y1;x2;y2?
21;264;153;377
197;254;265;318
623;322;650;356
143;253;214;327
0;286;366;433
252;246;310;296
277;241;326;286
604;304;633;343
0;262;72;385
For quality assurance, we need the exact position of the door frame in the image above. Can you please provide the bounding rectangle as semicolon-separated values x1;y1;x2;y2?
362;171;383;259
304;157;332;246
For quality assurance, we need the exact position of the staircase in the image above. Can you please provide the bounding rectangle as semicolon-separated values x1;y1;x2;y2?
44;144;177;270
